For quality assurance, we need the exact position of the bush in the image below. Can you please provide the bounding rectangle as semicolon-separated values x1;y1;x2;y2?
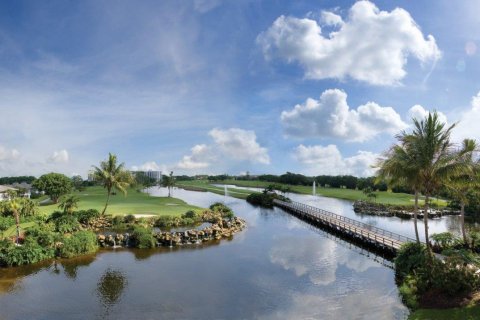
0;216;15;231
57;231;98;258
25;225;57;248
430;232;460;251
123;214;136;224
76;209;101;226
182;210;198;220
209;202;234;219
394;242;428;280
54;214;81;233
155;215;174;228
130;226;156;249
246;193;275;208
398;275;419;309
0;238;55;267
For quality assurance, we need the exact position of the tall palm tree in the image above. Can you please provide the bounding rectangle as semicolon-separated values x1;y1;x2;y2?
162;171;175;197
376;144;422;243
92;153;133;215
445;139;478;243
8;198;20;244
402;112;464;251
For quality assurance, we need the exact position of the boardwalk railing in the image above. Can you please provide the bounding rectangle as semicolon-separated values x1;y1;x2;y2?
273;199;417;251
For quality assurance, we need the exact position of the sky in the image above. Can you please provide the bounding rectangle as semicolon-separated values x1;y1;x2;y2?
0;0;480;178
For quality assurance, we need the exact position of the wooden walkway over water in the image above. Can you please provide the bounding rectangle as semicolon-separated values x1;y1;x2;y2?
273;199;416;253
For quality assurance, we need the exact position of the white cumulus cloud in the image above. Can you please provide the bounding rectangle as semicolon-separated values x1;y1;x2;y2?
281;89;407;142
294;144;378;177
48;149;69;163
257;0;441;85
408;104;448;124
131;161;167;172
454;91;480;142
177;128;270;171
0;146;20;161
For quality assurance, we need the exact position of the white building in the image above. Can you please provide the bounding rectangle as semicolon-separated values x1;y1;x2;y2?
0;185;17;201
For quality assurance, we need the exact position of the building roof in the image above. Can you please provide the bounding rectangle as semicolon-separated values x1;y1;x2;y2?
0;185;17;193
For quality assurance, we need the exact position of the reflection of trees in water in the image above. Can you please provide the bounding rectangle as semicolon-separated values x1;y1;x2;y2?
96;268;128;307
0;260;51;295
60;255;96;279
445;217;461;235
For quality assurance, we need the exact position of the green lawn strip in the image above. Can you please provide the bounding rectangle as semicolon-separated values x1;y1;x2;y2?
35;186;202;216
208;179;447;207
409;305;480;320
177;181;256;200
0;221;36;239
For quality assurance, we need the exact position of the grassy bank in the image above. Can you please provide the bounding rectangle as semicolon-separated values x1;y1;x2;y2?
409;305;480;320
208;179;447;207
177;180;257;200
36;186;202;216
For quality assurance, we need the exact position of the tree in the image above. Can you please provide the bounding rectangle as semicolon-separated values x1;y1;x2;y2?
58;195;80;214
445;139;478;243
72;175;85;192
162;171;175;197
7;198;21;244
376;144;423;243
32;173;73;203
402;112;464;251
92;153;133;215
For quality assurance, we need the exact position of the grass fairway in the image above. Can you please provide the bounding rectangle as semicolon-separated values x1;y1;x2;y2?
0;221;36;239
204;179;447;207
36;186;202;216
177;180;256;200
409;305;480;320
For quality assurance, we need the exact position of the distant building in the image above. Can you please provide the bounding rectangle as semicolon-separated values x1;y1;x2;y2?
87;170;96;182
0;185;17;201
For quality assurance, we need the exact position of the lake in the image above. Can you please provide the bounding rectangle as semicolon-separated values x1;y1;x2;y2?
0;187;466;319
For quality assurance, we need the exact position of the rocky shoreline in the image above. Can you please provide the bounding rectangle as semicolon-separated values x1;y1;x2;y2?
353;200;460;219
97;216;247;247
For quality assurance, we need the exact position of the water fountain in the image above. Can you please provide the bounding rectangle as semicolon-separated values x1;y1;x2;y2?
313;181;316;196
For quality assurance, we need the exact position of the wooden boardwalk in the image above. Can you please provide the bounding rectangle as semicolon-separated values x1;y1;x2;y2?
273;199;416;253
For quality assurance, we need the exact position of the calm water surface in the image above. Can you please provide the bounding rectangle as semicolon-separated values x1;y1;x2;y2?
0;187;466;319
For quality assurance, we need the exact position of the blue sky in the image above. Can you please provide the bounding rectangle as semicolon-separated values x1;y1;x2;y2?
0;0;480;178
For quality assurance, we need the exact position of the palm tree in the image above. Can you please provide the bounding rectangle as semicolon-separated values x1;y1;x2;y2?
402;112;464;251
8;198;21;244
92;153;133;215
162;171;175;197
445;139;478;243
58;195;80;214
376;144;422;243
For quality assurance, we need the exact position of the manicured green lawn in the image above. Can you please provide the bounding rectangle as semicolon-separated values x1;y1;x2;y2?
36;186;202;216
207;179;447;207
177;180;256;200
409;306;480;320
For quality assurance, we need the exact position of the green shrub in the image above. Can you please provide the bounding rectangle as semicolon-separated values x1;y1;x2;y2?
25;225;57;248
398;275;419;309
123;214;136;224
209;202;234;219
130;226;156;249
430;232;460;251
76;209;100;226
57;231;98;258
0;216;15;231
0;238;55;267
54;214;81;233
181;218;195;226
155;215;174;228
182;210;198;220
394;242;428;280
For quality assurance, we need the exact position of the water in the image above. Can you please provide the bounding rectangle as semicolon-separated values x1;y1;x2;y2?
0;187;466;319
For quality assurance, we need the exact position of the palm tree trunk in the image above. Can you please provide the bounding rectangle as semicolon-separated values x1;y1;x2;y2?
14;209;20;245
413;190;420;243
424;194;431;251
460;202;467;243
102;189;111;215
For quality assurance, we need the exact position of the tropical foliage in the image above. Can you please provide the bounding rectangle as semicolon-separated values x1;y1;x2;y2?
92;153;134;215
32;173;73;203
